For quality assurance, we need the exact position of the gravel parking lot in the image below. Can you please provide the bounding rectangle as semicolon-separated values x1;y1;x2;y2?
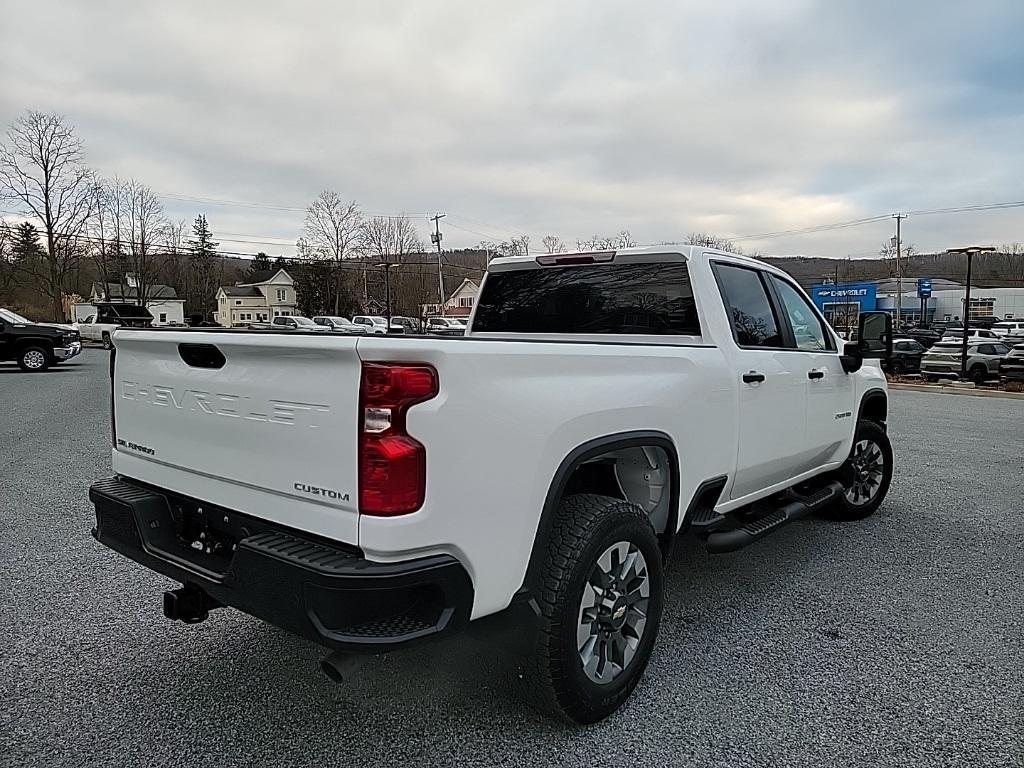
2;349;1022;768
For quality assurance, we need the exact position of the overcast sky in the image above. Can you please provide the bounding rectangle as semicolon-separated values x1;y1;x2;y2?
2;1;1023;258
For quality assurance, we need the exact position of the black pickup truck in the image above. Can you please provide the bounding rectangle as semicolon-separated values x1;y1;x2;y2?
0;307;82;371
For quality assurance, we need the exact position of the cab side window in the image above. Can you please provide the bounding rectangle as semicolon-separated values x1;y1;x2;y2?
769;275;832;351
713;264;783;347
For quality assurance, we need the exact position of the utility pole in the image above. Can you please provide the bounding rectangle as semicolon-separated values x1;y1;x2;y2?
376;262;401;328
892;213;906;331
429;213;446;317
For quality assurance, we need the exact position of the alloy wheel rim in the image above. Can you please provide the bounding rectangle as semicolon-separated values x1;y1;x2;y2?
24;350;45;369
844;439;885;505
577;540;650;685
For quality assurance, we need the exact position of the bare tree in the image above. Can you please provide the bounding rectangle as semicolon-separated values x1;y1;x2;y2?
0;219;16;299
541;235;566;254
88;180;116;300
997;243;1024;286
0;111;96;320
302;190;363;313
685;232;739;252
479;234;532;259
116;179;167;306
362;216;425;316
879;239;916;276
577;230;637;251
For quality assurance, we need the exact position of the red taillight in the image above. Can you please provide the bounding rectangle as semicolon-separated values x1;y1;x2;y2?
359;363;438;516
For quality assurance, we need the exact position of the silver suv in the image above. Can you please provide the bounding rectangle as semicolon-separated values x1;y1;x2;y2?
921;340;1010;384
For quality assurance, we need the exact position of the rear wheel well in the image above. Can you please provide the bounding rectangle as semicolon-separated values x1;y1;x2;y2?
561;446;673;536
520;433;679;596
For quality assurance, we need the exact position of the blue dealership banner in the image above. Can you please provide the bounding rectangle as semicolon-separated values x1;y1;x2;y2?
811;282;877;311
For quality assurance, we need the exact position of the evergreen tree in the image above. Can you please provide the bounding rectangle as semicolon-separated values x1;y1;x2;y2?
247;251;271;279
12;221;45;261
187;214;219;318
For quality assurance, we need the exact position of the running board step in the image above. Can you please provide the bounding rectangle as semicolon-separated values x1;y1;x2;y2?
705;480;843;554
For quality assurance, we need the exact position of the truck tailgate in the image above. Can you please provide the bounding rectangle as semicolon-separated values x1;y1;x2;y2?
110;330;362;544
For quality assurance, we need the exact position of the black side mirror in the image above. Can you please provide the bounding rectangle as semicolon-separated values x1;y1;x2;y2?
857;311;893;360
840;341;863;373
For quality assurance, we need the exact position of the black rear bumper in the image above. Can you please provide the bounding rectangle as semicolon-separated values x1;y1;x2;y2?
90;477;473;653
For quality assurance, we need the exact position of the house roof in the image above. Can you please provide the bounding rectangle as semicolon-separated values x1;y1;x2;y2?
237;267;291;286
93;282;179;300
241;269;276;284
220;286;263;297
446;277;479;300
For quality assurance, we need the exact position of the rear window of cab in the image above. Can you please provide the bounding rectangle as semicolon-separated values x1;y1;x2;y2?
473;263;701;336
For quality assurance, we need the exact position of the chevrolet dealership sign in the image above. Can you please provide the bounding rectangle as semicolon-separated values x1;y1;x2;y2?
810;281;877;310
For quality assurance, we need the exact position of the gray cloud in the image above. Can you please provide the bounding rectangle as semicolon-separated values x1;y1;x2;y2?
2;0;1022;257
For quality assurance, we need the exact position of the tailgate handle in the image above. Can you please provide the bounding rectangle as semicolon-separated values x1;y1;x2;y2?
178;343;226;369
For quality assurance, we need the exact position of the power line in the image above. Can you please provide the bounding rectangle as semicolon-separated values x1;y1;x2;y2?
155;190;432;218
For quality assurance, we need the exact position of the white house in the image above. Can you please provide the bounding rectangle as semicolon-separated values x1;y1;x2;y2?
75;275;186;326
421;278;479;319
215;268;298;327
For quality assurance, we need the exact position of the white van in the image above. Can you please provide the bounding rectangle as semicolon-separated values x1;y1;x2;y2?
992;320;1024;338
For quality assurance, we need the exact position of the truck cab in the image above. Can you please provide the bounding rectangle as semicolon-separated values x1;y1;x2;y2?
0;307;82;371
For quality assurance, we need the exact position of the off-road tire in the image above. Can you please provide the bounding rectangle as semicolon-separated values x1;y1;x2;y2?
826;419;893;521
529;493;664;724
17;345;52;372
102;332;113;350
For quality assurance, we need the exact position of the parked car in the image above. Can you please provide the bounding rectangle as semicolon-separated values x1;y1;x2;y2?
351;315;405;334
90;245;895;724
425;316;467;336
74;303;153;349
0;307;82;371
312;316;366;334
920;340;1009;384
884;338;926;375
941;328;1000;343
992;320;1024;339
998;343;1024;383
390;316;421;334
268;315;330;332
897;327;942;348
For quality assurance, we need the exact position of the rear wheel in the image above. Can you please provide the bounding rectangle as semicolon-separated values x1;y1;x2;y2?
17;346;52;372
101;332;112;350
529;494;664;724
826;420;893;520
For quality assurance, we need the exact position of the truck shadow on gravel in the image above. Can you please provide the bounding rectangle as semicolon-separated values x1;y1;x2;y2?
122;517;870;753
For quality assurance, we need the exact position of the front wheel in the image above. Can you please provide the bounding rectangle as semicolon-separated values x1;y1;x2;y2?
101;332;113;350
529;494;664;724
17;346;52;372
826;419;893;520
970;365;987;385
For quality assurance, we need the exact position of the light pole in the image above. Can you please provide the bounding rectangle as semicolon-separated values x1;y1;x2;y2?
946;246;995;379
375;262;401;329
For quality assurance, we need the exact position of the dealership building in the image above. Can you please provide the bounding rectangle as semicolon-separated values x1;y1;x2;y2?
809;278;1024;329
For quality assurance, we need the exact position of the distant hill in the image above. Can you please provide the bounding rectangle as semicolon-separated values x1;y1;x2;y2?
763;250;1024;289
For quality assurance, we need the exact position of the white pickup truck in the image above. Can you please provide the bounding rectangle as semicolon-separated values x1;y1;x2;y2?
90;246;894;723
75;303;153;349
